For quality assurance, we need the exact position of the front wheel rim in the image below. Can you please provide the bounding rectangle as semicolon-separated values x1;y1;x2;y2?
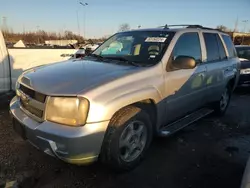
119;120;147;162
220;88;229;111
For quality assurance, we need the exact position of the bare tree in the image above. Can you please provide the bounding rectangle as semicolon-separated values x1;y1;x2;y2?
216;25;231;32
118;23;131;32
2;30;85;44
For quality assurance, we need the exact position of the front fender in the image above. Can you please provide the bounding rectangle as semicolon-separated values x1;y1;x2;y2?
86;86;162;123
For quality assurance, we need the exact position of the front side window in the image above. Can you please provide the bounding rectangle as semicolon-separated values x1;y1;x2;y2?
222;35;237;58
167;32;201;71
173;33;201;62
203;33;220;62
92;31;175;66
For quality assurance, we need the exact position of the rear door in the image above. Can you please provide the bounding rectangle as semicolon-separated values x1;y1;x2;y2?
221;34;239;88
165;32;207;123
202;32;228;103
0;31;10;93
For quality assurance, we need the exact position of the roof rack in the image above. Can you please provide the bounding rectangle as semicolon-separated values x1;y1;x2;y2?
159;24;222;32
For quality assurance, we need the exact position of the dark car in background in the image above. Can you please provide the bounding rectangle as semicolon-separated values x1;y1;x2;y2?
235;45;250;86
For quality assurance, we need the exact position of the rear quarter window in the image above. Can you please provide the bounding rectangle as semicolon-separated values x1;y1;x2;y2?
221;35;237;58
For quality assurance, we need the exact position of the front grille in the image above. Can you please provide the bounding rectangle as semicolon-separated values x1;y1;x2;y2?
20;99;43;118
21;76;31;87
19;84;46;103
19;84;46;120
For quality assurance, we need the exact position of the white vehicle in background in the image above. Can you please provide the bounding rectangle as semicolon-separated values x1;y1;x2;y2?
0;30;78;94
71;48;86;59
84;43;99;51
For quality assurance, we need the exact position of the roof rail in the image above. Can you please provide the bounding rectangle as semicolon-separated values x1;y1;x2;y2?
159;24;203;29
159;24;223;32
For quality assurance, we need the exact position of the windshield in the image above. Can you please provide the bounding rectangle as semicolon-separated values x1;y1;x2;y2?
92;31;175;65
236;47;250;60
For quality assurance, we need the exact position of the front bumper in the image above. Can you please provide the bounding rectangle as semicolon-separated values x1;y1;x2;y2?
10;96;109;165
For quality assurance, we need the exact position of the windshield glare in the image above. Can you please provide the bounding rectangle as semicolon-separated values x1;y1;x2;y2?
93;31;174;65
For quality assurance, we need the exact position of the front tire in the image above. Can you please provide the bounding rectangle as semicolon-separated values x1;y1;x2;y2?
100;106;152;171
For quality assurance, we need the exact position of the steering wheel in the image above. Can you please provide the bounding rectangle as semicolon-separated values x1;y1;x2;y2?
148;45;160;56
148;49;159;55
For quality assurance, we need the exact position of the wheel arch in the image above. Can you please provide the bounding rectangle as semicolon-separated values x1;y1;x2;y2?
86;87;162;124
227;76;236;90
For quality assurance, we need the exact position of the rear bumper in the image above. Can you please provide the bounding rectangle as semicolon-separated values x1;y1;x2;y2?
10;96;109;165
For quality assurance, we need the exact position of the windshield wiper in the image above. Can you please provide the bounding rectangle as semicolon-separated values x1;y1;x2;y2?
104;56;142;67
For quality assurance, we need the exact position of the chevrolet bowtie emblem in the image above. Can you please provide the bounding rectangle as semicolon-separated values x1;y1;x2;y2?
20;91;31;105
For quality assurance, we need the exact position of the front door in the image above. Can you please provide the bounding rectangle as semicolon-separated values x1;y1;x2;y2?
164;32;207;123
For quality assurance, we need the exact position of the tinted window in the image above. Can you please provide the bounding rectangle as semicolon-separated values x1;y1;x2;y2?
203;33;220;62
236;47;250;60
216;34;227;60
172;32;201;62
222;35;237;58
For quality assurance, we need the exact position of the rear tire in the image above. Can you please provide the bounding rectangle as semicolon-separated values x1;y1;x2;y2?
100;106;153;171
213;85;232;116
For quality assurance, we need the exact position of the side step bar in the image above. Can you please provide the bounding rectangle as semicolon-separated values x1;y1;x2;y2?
159;108;214;137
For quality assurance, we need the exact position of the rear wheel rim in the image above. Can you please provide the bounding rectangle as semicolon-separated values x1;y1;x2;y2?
220;88;229;111
119;120;147;162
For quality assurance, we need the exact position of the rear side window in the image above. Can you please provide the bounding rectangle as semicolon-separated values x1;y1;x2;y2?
203;33;220;62
222;35;237;58
172;32;201;62
216;35;227;60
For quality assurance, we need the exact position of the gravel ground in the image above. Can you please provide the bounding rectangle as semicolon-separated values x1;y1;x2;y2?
0;88;250;188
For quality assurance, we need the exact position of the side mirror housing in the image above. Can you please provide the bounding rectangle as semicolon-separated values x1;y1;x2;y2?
85;48;92;56
172;56;197;69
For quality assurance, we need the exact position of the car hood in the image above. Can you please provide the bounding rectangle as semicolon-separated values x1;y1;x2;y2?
21;59;139;95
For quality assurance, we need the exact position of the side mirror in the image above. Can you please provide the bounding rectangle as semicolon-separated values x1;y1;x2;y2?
172;56;196;69
85;48;92;56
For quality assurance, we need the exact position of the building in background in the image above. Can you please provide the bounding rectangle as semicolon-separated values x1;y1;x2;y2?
13;40;26;48
45;40;78;46
229;32;250;45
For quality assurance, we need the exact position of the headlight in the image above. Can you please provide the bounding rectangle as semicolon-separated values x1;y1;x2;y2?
16;81;20;96
16;81;20;90
241;69;250;75
46;97;89;126
15;75;23;96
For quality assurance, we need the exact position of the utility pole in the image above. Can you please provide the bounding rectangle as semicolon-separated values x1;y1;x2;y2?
242;20;249;45
2;16;7;32
233;17;238;32
79;2;88;39
23;24;26;34
233;17;238;44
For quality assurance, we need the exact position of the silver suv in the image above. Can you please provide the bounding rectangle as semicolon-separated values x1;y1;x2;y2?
10;25;240;171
